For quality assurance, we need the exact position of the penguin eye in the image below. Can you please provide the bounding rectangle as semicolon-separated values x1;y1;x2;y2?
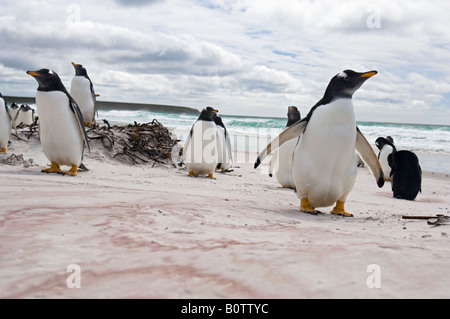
344;76;350;81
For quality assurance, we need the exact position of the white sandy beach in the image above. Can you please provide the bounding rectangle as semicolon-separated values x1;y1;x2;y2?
1;131;450;299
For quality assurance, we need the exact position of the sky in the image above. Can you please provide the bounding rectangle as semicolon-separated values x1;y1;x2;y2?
0;0;449;125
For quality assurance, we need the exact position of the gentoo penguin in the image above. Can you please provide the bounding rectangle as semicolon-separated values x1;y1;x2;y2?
375;136;396;181
27;69;90;176
268;106;301;189
183;107;219;179
388;150;422;200
214;115;233;172
8;102;20;127
0;93;12;153
15;104;35;126
255;70;384;217
70;62;98;127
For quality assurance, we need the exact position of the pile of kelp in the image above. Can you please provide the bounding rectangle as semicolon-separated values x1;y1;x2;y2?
86;120;179;166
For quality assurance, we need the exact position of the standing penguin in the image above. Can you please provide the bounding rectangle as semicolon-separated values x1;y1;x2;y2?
27;69;90;176
388;150;422;200
268;106;301;189
255;70;384;217
16;104;35;126
183;107;219;179
0;93;12;153
8;102;20;127
375;136;396;181
70;62;98;127
214;115;233;172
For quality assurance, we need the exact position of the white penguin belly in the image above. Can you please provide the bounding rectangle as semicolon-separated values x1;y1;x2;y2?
274;138;297;189
0;102;11;149
379;145;394;179
184;121;218;175
292;99;357;207
16;111;34;126
9;108;19;127
70;77;94;124
216;126;232;170
36;91;84;166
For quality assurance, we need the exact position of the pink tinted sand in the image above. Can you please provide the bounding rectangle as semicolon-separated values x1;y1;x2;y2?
1;137;450;298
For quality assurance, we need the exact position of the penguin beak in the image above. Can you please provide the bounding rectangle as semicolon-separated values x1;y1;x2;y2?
26;71;40;77
72;62;78;67
288;107;293;111
360;71;377;78
212;110;218;113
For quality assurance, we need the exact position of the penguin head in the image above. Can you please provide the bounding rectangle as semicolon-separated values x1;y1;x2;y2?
27;69;66;92
386;136;394;144
324;70;377;100
198;107;218;121
10;102;19;109
71;62;88;77
375;136;396;151
286;106;301;126
375;137;388;150
20;104;32;112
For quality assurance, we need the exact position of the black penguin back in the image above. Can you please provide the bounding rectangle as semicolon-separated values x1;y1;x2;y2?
388;150;422;200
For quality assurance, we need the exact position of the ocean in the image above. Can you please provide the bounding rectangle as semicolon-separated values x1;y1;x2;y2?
10;99;450;175
95;107;450;175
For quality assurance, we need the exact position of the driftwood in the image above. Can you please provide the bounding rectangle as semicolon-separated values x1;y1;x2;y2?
86;119;179;166
402;214;450;227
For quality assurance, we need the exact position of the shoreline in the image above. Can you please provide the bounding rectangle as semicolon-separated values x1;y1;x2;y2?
2;95;200;116
1;133;450;298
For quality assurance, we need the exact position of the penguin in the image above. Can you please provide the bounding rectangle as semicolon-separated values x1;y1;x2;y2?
255;70;384;217
388;150;422;200
70;62;98;127
183;107;219;179
0;93;12;153
214;114;233;172
15;104;35;126
268;106;301;189
8;102;20;127
27;69;90;176
375;136;396;181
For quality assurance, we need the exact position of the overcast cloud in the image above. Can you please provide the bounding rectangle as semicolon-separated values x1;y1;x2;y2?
0;0;449;124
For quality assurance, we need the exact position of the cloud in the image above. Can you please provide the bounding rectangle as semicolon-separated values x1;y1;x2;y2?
112;0;164;7
0;0;449;124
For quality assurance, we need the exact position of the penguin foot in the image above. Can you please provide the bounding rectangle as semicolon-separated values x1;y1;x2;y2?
300;198;322;215
62;164;78;176
330;201;353;217
42;162;62;174
1;147;6;153
207;173;216;180
188;171;196;177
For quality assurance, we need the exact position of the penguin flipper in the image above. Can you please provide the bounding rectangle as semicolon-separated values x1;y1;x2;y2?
181;128;193;163
355;127;384;188
268;149;278;177
69;97;91;152
254;119;307;169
